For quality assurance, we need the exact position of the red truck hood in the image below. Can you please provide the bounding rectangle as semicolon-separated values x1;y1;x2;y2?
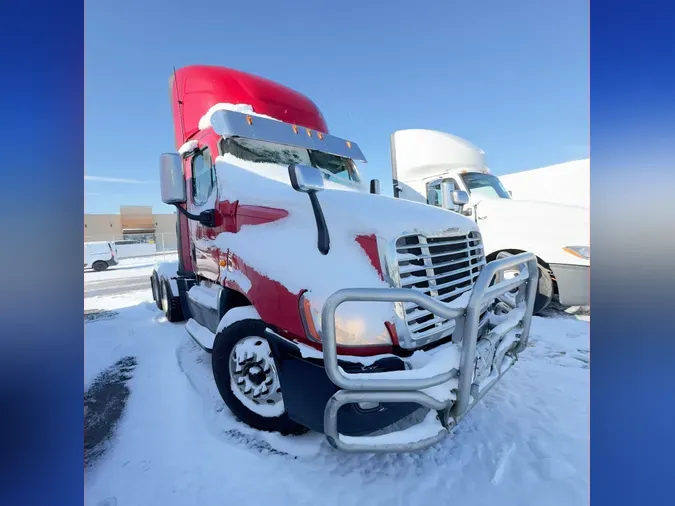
211;155;479;337
214;154;478;246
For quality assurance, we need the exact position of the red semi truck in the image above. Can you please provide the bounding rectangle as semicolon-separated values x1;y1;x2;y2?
151;65;539;452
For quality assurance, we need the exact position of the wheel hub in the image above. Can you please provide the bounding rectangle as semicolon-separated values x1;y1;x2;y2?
229;337;282;407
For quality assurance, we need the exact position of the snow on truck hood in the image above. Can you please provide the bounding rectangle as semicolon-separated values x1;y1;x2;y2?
214;155;478;337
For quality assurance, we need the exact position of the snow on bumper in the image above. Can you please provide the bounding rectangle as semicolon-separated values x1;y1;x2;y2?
320;252;538;453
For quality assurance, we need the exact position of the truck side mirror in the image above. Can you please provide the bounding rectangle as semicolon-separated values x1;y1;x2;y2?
288;164;330;255
508;190;513;197
450;190;471;216
159;153;186;204
370;179;381;195
450;190;469;207
288;164;324;193
440;181;469;213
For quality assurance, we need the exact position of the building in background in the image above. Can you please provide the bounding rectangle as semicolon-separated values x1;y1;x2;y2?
85;205;177;252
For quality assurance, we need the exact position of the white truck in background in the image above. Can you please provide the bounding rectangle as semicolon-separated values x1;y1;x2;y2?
391;129;589;314
499;158;589;209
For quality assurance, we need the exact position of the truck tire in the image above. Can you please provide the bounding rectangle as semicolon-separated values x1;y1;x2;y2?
92;261;109;272
161;280;184;322
211;319;307;436
533;265;554;315
151;272;162;310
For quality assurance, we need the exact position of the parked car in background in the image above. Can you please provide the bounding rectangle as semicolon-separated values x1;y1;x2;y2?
84;241;118;271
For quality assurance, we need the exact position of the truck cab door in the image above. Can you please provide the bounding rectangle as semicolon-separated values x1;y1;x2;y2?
186;144;220;282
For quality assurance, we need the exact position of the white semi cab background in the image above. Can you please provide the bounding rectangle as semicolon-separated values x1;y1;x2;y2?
391;129;590;314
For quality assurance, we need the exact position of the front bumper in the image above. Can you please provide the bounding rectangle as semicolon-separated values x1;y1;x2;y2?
550;263;589;307
266;336;421;437
314;252;538;453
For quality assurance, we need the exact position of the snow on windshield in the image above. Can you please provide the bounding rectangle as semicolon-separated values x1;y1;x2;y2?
226;137;312;166
221;137;362;188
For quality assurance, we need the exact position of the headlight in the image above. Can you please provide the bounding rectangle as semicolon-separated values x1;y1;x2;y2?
299;293;393;347
563;246;590;260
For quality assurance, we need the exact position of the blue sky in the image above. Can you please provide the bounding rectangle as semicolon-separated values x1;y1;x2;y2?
85;0;588;214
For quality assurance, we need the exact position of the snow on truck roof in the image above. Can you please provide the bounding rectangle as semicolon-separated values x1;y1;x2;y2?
170;65;329;148
391;129;487;182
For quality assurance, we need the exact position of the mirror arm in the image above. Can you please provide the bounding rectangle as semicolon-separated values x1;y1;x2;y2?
392;179;402;198
308;192;330;255
173;204;217;228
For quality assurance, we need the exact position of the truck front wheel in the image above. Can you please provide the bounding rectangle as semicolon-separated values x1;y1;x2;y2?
211;319;307;435
533;265;554;314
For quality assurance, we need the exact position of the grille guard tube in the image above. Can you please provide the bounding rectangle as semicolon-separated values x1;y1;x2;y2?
320;252;538;453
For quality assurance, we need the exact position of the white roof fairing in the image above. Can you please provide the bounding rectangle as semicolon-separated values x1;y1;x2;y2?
391;129;487;183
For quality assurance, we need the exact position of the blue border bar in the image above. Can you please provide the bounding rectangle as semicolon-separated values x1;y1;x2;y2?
592;0;675;504
0;2;84;504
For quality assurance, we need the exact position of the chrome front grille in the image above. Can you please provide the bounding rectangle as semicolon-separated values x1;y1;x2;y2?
396;231;485;342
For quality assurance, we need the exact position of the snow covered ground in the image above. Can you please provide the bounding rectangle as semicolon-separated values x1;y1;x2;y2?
84;288;589;505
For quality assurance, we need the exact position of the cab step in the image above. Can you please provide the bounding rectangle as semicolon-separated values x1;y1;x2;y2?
185;318;216;352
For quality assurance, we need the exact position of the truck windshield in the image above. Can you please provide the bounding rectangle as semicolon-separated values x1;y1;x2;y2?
221;137;361;185
460;172;510;199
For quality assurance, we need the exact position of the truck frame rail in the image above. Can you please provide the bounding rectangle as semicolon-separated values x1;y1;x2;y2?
320;252;538;452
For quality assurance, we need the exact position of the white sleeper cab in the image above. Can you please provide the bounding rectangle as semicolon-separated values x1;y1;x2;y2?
390;129;589;314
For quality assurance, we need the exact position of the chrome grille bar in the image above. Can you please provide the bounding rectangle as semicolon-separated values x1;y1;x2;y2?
395;231;485;344
399;251;485;274
395;245;483;262
400;262;485;286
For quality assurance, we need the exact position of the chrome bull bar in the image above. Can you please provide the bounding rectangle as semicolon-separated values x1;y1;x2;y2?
320;252;538;452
